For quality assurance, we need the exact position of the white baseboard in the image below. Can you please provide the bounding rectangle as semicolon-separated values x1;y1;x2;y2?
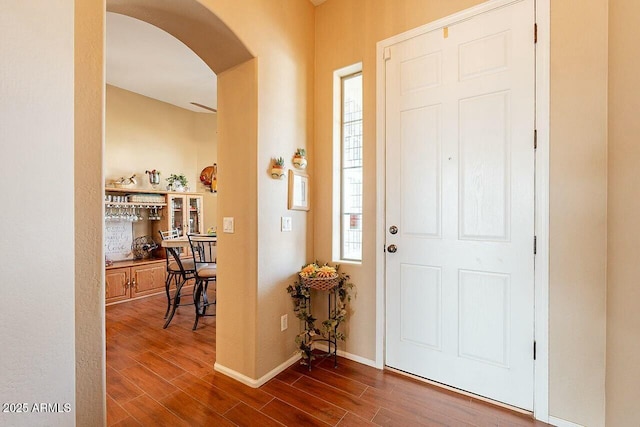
213;353;300;389
548;416;585;427
313;343;378;369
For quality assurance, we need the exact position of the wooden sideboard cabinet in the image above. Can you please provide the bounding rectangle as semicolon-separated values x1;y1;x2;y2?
104;187;205;305
105;259;166;305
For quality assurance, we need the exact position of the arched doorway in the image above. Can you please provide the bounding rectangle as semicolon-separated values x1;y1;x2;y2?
77;1;257;423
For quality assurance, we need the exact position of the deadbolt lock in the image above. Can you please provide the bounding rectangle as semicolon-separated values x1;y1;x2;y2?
389;225;398;235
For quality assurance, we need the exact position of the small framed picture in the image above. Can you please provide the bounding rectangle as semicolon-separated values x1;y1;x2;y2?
288;170;310;211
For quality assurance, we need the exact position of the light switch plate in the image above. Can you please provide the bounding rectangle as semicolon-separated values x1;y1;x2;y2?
223;217;235;233
281;216;292;232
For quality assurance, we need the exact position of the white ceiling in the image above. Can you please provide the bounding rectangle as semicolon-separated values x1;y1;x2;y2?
106;2;326;113
106;12;217;113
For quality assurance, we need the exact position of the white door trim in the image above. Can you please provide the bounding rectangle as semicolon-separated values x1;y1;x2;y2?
532;0;550;421
374;0;550;422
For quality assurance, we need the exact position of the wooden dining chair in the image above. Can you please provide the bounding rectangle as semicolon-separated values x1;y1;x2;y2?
187;234;217;330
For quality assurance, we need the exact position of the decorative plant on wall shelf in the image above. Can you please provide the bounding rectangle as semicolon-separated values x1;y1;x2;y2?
292;148;307;169
271;157;286;179
286;262;355;365
166;173;189;191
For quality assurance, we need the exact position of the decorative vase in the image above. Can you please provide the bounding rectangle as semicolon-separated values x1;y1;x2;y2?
271;165;285;179
293;155;307;169
146;170;160;187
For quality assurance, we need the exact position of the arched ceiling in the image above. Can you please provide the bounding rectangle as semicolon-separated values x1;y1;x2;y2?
106;0;254;113
107;12;218;113
107;0;254;75
106;0;324;113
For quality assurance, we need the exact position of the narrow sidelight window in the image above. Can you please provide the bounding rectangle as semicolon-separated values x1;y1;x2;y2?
337;70;363;262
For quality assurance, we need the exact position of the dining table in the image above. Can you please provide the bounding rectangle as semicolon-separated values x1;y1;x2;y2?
160;234;217;249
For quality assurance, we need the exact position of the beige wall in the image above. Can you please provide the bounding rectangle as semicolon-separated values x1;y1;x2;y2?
549;2;608;425
75;0;106;425
203;0;316;379
315;0;608;425
105;85;217;229
606;0;640;425
215;58;259;377
0;1;78;426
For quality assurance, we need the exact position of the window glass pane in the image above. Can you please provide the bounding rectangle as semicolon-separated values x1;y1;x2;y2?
342;214;362;261
341;73;363;261
342;168;362;214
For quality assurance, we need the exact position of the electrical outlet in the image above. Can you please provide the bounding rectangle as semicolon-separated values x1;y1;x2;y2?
280;314;288;331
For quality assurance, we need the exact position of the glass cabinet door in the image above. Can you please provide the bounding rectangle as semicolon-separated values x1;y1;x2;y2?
169;195;185;236
187;196;203;234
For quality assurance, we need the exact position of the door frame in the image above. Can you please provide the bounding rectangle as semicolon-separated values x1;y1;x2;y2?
374;0;550;421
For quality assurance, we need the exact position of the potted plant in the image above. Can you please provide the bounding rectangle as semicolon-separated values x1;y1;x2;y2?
271;157;286;179
292;148;307;169
166;173;189;191
286;262;355;365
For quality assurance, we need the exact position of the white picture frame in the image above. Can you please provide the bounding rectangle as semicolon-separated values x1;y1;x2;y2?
288;170;309;211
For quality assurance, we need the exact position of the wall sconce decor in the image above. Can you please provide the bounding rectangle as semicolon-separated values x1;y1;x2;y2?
271;157;286;179
292;148;307;169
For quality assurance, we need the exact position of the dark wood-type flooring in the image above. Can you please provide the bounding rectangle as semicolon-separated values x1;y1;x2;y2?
107;293;552;426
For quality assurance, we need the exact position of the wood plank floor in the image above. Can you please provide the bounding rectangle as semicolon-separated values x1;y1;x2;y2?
107;293;552;426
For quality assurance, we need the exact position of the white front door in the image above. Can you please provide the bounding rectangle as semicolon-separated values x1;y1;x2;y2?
385;0;536;410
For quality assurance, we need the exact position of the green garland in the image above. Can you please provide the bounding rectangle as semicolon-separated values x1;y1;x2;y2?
286;262;355;364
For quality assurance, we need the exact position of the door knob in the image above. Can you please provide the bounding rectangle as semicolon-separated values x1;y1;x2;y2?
387;244;398;253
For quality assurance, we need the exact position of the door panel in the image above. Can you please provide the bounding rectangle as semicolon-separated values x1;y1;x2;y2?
458;30;510;80
400;264;442;350
458;269;510;366
400;106;442;237
385;0;535;410
459;91;510;241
